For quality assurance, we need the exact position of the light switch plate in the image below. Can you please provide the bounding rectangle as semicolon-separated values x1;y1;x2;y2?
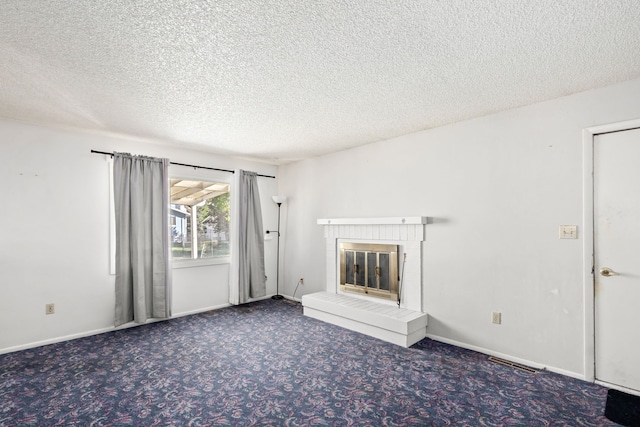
559;225;578;239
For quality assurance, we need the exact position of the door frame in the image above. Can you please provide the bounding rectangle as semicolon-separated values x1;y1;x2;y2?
582;118;640;383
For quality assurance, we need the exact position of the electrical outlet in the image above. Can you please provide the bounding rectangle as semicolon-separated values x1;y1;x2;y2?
492;311;501;324
46;303;55;315
300;278;304;285
559;225;578;239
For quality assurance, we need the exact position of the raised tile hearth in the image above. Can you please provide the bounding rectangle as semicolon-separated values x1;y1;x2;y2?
302;292;428;347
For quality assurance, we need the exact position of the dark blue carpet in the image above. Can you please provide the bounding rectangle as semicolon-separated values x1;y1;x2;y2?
0;299;618;426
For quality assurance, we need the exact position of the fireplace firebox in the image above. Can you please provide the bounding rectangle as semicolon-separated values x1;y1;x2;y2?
339;242;399;302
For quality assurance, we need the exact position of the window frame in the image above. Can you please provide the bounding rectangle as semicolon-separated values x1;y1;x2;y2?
168;168;232;269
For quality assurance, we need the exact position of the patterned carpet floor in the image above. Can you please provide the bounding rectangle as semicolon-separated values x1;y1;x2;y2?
0;299;619;426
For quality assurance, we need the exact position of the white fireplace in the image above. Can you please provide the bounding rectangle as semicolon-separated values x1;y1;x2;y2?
301;217;428;347
318;216;427;312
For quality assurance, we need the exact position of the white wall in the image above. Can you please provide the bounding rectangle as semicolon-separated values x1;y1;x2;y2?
277;77;640;377
0;120;278;353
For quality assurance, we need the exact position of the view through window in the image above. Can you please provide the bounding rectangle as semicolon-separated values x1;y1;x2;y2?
170;179;230;260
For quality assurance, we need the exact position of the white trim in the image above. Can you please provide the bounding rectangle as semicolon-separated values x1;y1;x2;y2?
171;303;231;317
172;257;230;269
427;334;584;380
582;127;595;382
0;326;118;355
582;117;640;383
318;216;427;225
0;303;231;356
246;294;274;303
595;380;640;397
228;170;240;304
583;118;640;136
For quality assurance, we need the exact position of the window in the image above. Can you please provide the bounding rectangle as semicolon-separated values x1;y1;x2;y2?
170;179;230;260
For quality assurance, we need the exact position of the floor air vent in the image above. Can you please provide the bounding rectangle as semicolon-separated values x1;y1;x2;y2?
488;356;539;374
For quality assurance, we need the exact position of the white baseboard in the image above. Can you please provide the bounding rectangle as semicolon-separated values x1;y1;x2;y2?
247;295;276;303
250;294;302;303
1;327;116;355
596;380;640;396
0;304;231;356
172;303;231;318
426;334;585;381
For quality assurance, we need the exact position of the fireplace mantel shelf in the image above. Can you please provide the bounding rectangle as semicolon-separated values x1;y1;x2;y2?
317;217;427;226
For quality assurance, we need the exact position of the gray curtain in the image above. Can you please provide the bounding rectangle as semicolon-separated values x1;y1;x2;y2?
231;170;266;304
113;152;171;327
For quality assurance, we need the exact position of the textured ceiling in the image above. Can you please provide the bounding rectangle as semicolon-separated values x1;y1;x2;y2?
1;1;640;164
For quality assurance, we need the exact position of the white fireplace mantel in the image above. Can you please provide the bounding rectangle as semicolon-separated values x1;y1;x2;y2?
303;216;428;347
317;217;427;226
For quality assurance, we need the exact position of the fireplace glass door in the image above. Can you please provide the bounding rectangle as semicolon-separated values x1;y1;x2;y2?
340;242;398;301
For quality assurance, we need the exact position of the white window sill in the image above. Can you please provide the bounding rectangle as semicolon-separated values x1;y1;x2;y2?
171;256;230;269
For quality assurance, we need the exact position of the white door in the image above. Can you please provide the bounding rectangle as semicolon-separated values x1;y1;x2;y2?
594;127;640;392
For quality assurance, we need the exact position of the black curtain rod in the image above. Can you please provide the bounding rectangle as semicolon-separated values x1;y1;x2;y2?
90;150;275;179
